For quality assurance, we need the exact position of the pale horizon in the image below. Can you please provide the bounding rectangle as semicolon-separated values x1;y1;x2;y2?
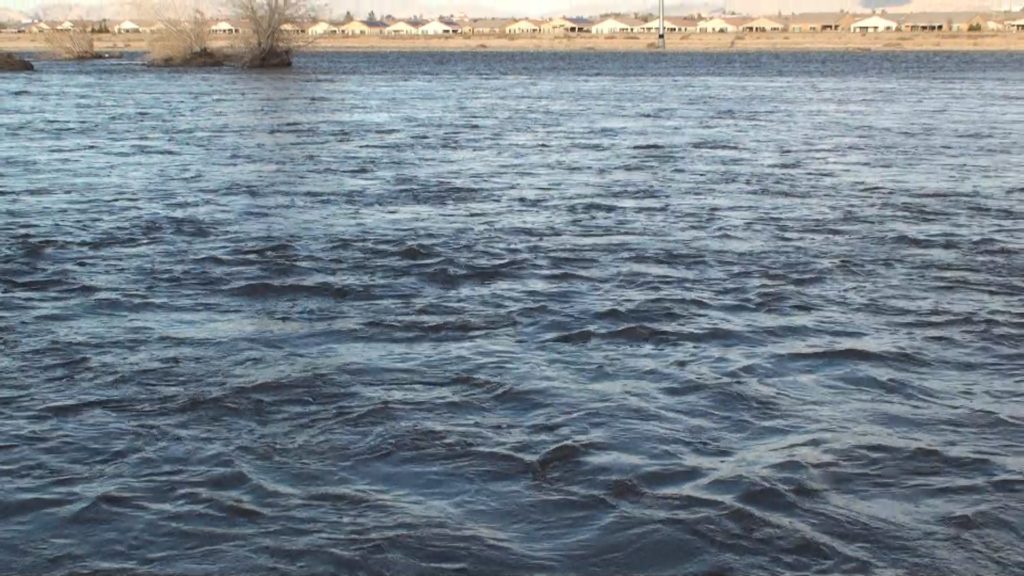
1;0;1020;19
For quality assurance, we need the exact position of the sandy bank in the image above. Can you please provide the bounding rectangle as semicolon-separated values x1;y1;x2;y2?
2;31;1024;54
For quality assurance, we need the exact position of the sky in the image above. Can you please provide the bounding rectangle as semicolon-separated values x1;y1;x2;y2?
1;0;1019;18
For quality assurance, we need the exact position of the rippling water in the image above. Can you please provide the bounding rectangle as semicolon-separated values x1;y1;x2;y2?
2;52;1023;575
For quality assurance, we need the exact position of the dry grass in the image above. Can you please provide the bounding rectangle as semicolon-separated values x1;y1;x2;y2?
147;31;193;62
43;30;96;59
5;30;1024;55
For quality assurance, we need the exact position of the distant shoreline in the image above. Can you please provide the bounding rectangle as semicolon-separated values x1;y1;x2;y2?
4;32;1024;54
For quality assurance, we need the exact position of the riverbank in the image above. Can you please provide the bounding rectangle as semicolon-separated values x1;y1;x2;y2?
3;31;1024;53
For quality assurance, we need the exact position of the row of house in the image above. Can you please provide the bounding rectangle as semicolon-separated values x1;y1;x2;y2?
284;13;1024;36
19;12;1024;36
298;17;591;36
581;12;1022;34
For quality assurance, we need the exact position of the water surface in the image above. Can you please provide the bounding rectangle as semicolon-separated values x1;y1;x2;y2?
1;52;1023;575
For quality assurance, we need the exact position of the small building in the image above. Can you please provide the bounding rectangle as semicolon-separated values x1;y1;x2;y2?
418;20;460;35
307;21;338;35
1006;18;1024;31
741;17;784;32
541;17;591;33
210;21;240;34
113;20;141;34
465;18;514;34
385;20;421;35
56;20;75;31
851;15;898;32
27;21;51;33
340;20;387;35
638;17;698;33
697;17;738;33
279;22;304;34
590;17;643;34
787;12;856;32
506;19;542;34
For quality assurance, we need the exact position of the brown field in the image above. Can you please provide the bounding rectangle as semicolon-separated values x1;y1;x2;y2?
3;31;1024;54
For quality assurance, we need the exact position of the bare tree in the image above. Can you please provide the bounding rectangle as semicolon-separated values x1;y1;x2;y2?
233;0;308;68
140;0;220;66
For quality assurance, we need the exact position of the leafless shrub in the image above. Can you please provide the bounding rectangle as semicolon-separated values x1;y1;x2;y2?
233;0;310;68
43;29;96;59
140;0;218;66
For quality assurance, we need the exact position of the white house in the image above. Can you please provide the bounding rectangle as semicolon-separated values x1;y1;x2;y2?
113;20;141;34
851;15;898;32
340;20;387;35
57;20;75;31
385;20;420;35
418;20;460;34
590;17;643;34
638;17;697;33
697;18;737;33
279;22;304;34
786;12;856;32
506;19;542;34
307;21;338;35
741;17;784;32
210;21;240;34
1007;18;1024;32
28;21;51;33
541;17;591;33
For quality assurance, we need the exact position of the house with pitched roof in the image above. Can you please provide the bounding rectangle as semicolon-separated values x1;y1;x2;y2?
113;20;141;33
307;21;338;35
851;15;898;32
591;16;643;34
465;18;514;34
418;19;460;34
638;17;697;33
506;19;542;34
787;12;856;32
340;20;387;35
741;17;784;32
697;17;738;33
385;20;421;35
541;17;591;33
209;21;240;34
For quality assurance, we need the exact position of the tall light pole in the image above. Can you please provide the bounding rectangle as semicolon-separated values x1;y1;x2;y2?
658;0;665;49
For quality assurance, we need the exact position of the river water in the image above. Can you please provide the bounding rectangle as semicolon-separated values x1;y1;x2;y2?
1;51;1023;575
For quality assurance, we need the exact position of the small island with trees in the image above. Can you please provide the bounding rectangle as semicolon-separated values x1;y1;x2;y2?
1;0;306;71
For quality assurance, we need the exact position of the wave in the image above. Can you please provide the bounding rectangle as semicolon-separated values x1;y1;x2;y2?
225;282;351;300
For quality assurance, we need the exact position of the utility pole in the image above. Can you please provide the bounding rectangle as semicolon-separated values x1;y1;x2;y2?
658;0;665;49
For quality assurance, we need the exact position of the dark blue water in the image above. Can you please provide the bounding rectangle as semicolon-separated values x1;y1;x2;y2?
1;51;1023;575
